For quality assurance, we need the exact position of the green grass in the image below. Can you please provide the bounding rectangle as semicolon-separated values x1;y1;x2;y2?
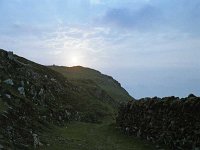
48;66;124;121
49;66;133;103
40;66;159;150
39;121;160;150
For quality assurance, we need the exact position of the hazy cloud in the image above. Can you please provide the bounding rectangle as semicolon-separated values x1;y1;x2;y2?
102;5;161;30
0;0;200;98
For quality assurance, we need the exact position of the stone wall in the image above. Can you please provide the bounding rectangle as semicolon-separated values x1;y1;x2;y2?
116;95;200;150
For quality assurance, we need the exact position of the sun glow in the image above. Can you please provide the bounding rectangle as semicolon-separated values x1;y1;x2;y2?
70;56;80;66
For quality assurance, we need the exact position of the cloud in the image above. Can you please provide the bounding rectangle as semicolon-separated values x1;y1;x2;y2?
89;0;102;5
101;5;162;30
0;0;200;98
1;20;199;69
100;0;200;34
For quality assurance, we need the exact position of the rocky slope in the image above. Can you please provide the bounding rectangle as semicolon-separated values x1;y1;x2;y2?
0;49;79;149
0;49;131;149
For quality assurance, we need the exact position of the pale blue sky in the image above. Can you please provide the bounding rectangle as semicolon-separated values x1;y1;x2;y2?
0;0;200;98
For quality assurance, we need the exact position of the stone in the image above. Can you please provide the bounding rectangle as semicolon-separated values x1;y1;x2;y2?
7;51;15;60
33;133;40;148
39;88;44;96
18;87;25;96
188;93;196;98
137;129;141;137
1;113;8;118
30;85;35;95
116;96;200;150
125;127;129;132
65;110;71;116
3;79;14;85
39;142;43;146
51;78;56;82
0;144;4;149
21;81;25;87
5;94;11;99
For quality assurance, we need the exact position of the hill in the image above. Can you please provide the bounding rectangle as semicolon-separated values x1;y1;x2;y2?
48;65;133;104
0;49;81;149
0;49;164;150
0;49;136;149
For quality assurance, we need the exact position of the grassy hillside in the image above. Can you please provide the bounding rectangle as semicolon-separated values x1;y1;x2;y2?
49;66;133;104
0;49;116;148
0;49;161;150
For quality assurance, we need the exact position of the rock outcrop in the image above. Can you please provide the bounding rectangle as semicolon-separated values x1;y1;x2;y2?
116;95;200;150
0;49;76;149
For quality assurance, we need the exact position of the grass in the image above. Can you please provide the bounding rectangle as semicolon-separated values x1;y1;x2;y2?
39;121;160;150
40;66;162;150
49;66;133;103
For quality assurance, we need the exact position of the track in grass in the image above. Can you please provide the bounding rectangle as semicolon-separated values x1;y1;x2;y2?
39;121;162;150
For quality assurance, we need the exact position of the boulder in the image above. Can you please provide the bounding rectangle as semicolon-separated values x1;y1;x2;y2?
18;87;25;96
3;79;14;85
5;94;11;99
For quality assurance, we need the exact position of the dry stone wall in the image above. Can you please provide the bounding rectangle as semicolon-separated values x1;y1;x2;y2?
116;95;200;150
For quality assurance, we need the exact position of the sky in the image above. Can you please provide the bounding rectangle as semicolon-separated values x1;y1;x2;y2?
0;0;200;98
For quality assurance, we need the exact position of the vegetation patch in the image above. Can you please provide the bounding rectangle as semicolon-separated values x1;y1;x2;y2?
39;121;159;150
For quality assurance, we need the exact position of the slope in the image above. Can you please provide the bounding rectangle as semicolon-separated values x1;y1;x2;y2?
0;49;82;149
0;49;165;150
0;49;114;149
49;66;133;104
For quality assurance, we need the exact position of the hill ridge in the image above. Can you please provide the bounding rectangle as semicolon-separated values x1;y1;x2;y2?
49;65;133;104
0;49;132;149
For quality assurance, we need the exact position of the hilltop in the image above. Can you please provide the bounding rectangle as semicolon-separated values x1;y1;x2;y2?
49;65;133;104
